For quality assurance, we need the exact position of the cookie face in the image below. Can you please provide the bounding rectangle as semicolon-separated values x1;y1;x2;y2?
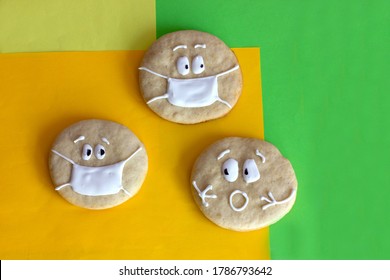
139;30;242;124
191;137;297;231
49;119;148;209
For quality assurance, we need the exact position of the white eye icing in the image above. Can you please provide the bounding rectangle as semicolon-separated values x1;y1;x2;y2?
192;55;205;74
95;144;106;160
222;158;239;182
176;56;190;75
243;159;260;183
82;144;93;161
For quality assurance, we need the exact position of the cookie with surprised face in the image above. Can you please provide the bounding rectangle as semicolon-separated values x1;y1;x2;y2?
49;119;148;209
139;30;242;124
191;137;297;231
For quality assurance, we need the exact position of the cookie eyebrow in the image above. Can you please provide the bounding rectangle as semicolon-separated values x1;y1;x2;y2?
173;45;187;51
73;135;85;143
194;44;206;49
256;149;266;163
217;149;230;160
101;137;110;145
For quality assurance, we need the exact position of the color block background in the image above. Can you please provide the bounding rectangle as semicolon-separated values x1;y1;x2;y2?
1;0;389;259
156;0;390;259
0;49;267;259
0;0;156;52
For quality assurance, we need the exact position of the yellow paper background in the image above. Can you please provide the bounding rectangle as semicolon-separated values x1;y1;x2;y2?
0;0;156;53
0;48;268;259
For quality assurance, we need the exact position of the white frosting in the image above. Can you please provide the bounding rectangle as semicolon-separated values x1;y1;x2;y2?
192;181;217;207
101;137;110;145
173;45;187;51
260;189;297;210
216;65;239;78
229;190;249;212
139;65;239;108
82;144;93;161
222;158;239;182
194;44;206;49
167;75;222;107
94;144;106;160
146;93;169;104
192;55;205;74
176;56;190;75
138;67;168;79
242;159;260;183
217;149;230;160
256;149;266;163
52;147;142;196
52;149;75;165
73;136;85;143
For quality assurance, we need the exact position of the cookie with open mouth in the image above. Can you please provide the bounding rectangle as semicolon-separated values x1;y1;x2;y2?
49;119;148;209
139;30;243;124
191;137;297;231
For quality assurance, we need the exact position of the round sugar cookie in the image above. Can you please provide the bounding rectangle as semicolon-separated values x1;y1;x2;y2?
190;137;297;231
139;30;243;124
49;119;148;209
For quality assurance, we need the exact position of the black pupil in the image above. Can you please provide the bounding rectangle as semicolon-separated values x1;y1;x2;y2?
244;168;248;175
100;149;105;156
224;168;229;175
200;64;204;68
87;149;92;156
185;64;189;69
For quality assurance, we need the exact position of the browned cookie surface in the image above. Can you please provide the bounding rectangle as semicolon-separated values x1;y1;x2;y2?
139;30;242;124
49;119;148;209
191;137;297;231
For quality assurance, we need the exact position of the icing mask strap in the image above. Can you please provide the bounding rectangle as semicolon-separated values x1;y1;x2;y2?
216;65;239;78
139;67;168;79
51;150;74;191
216;97;232;108
51;150;76;165
55;183;71;191
121;187;131;196
146;94;169;104
124;146;143;164
55;182;131;195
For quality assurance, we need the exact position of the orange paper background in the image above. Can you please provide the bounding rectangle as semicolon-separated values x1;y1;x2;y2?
0;49;268;259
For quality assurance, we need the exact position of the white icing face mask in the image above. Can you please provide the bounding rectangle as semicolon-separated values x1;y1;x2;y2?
139;65;239;108
52;147;142;196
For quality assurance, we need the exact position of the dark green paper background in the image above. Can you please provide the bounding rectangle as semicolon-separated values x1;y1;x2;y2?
157;0;390;259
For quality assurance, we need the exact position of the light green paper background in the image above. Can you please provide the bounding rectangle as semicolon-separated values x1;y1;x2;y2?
0;0;156;52
0;0;389;259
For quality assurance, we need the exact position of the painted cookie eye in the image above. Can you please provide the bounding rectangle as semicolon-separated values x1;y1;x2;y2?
177;56;190;75
82;144;93;161
192;55;205;74
222;158;239;182
95;144;106;160
243;159;260;183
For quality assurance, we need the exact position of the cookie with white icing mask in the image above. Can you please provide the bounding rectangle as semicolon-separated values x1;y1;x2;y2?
191;137;297;231
139;30;242;124
49;119;148;209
